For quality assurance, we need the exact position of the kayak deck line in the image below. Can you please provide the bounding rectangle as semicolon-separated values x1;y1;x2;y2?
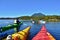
32;25;56;40
47;32;55;40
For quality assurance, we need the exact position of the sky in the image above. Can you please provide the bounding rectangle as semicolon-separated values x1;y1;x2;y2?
0;0;60;17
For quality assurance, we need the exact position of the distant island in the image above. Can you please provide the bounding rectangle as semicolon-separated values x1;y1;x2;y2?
32;13;45;17
18;13;60;22
0;13;60;22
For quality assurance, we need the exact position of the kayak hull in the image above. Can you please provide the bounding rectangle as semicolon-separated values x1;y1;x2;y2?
32;25;56;40
12;26;31;40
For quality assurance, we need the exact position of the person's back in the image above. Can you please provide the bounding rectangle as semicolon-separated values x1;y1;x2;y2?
16;19;20;24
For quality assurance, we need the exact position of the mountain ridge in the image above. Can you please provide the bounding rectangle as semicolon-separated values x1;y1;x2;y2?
32;13;45;17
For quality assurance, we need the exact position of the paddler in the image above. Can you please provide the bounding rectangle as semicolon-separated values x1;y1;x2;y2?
16;18;20;32
14;18;20;32
14;18;20;24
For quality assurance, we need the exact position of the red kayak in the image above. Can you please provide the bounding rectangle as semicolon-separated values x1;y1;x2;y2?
32;25;56;40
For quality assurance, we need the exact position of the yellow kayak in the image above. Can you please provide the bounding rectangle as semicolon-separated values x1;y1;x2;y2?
12;26;31;40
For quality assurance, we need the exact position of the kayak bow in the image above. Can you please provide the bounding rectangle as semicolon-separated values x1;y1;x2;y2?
12;26;31;40
32;25;56;40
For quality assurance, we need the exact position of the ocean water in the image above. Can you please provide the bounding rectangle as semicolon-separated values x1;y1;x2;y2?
0;20;60;40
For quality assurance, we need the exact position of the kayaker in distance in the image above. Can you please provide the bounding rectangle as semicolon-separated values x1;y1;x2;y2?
14;18;20;32
14;18;20;24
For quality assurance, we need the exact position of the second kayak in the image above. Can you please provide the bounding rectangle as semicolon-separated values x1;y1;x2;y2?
12;26;31;40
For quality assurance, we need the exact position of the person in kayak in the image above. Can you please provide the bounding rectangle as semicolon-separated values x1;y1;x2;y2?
16;18;20;24
14;18;20;24
14;18;20;32
16;18;20;32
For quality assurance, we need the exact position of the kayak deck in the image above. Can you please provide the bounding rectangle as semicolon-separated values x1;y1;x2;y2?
32;25;56;40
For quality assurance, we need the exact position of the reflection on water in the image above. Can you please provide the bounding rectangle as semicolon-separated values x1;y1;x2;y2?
0;20;60;40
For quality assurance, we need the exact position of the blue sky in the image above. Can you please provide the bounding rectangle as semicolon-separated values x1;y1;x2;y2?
0;0;60;17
